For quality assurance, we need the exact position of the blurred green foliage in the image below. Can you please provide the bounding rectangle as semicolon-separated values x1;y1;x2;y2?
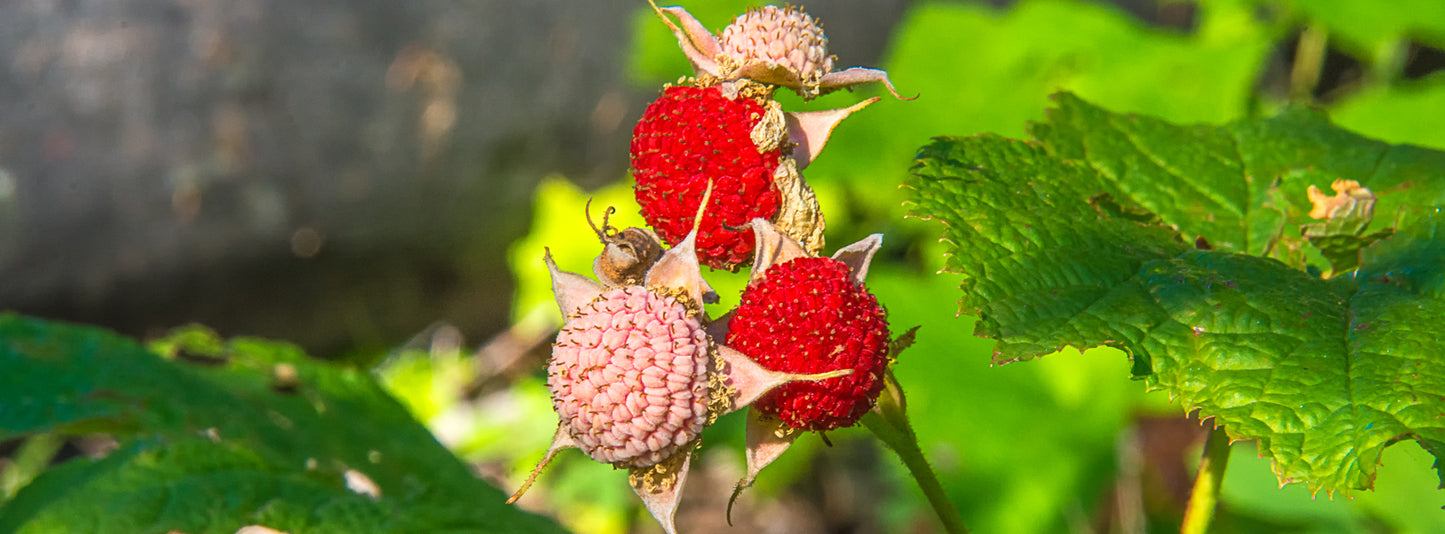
1272;0;1445;59
0;317;564;533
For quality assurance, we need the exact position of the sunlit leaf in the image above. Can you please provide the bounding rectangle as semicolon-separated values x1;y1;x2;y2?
906;94;1445;493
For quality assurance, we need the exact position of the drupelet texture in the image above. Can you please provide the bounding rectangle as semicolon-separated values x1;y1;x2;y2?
727;256;890;431
550;286;711;467
631;85;783;271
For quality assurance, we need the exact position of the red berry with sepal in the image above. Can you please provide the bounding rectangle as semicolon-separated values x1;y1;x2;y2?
631;84;784;271
726;255;890;431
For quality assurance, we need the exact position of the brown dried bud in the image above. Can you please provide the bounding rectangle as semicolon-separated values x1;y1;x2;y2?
588;200;664;286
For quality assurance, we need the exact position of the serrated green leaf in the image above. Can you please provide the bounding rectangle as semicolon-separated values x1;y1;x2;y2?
0;316;566;533
905;96;1445;494
1032;93;1445;265
908;134;1188;368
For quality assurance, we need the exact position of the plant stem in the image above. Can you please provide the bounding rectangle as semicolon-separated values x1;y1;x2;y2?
1289;25;1328;102
862;371;968;534
1181;421;1231;534
1;433;63;501
1369;38;1408;86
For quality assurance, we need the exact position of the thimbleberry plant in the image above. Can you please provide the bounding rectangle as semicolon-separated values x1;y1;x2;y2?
521;3;1445;532
4;2;1442;534
510;2;962;533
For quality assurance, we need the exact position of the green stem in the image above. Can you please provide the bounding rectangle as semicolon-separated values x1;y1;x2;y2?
861;371;968;534
1289;25;1328;102
1181;422;1231;534
1369;37;1408;86
1;433;64;501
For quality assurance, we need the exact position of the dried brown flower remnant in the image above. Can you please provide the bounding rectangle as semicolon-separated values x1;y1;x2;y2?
1307;179;1375;221
586;200;664;286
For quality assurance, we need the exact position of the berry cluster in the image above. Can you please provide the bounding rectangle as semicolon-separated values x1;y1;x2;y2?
510;4;910;532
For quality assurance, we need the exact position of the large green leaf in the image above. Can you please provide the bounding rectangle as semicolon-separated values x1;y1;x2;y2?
905;94;1445;493
4;438;398;534
0;315;565;534
1032;93;1445;260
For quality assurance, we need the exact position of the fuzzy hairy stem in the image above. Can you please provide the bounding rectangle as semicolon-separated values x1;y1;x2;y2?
1182;421;1232;534
861;371;968;534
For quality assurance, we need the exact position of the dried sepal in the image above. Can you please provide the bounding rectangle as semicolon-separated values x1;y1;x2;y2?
815;67;915;101
648;1;724;80
545;248;606;317
630;445;697;534
506;425;578;504
770;160;827;257
787;97;879;169
745;217;810;285
830;233;883;284
727;409;802;522
750;98;790;153
715;345;852;413
645;181;718;306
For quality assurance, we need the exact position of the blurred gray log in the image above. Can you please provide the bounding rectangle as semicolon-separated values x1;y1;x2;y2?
0;0;910;353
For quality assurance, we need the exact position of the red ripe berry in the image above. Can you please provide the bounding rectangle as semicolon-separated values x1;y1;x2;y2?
726;256;890;431
631;85;783;271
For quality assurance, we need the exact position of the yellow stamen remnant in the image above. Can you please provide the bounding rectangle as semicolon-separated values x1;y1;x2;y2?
1307;179;1375;220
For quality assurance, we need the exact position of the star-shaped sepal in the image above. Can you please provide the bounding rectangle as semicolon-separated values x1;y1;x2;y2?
648;1;915;101
712;218;888;516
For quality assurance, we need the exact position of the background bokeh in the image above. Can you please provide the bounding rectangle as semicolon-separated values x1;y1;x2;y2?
5;0;1445;532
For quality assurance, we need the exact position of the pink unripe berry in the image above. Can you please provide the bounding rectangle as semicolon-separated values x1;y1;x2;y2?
719;5;834;85
549;286;711;467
